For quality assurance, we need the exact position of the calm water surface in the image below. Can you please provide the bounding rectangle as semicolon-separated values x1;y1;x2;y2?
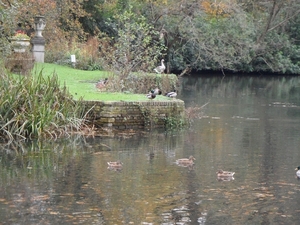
1;75;300;224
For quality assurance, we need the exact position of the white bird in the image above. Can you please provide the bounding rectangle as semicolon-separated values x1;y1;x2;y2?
154;59;166;74
165;90;177;98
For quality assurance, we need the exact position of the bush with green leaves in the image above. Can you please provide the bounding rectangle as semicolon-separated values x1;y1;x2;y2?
251;31;300;74
104;72;178;94
100;6;167;93
0;66;86;143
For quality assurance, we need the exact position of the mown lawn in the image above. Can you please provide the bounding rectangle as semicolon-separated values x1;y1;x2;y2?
33;63;173;101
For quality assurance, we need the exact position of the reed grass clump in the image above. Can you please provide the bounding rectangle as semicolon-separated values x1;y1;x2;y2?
0;66;86;143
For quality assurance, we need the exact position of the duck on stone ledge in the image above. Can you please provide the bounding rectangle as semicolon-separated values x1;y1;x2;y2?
146;90;156;99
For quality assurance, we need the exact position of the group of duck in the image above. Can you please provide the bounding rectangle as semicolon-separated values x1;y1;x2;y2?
147;88;177;100
147;59;177;99
107;159;300;180
95;78;177;99
107;156;235;180
95;59;176;99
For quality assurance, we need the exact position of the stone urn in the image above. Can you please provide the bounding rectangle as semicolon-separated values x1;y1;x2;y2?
11;33;31;53
34;16;46;37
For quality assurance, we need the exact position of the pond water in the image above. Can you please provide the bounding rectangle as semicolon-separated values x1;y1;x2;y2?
1;75;300;224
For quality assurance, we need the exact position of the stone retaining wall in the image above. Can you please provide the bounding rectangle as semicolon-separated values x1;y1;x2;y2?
82;100;185;129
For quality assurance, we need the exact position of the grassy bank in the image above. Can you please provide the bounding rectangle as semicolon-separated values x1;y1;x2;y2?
33;63;176;101
0;63;180;142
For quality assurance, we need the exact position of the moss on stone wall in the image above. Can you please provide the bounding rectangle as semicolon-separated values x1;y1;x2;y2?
82;100;185;129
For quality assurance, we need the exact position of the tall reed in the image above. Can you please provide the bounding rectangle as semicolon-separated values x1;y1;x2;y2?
0;65;86;143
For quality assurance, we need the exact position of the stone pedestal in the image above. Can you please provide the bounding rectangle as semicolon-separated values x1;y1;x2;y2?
31;16;46;63
31;37;45;63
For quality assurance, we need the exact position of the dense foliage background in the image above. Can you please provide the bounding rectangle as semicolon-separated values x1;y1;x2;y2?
1;0;300;74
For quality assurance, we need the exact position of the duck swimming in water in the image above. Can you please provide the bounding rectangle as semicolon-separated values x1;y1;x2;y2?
176;156;196;166
216;169;235;177
107;160;123;171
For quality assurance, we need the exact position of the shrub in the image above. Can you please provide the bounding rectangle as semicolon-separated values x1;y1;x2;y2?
99;6;167;93
73;36;103;70
45;36;70;64
104;72;178;94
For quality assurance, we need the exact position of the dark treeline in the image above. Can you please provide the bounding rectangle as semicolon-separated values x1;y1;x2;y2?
1;0;300;74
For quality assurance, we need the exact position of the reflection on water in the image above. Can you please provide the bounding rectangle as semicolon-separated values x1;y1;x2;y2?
1;75;300;224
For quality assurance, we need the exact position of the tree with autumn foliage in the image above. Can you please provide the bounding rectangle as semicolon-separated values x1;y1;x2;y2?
1;0;88;61
1;0;300;74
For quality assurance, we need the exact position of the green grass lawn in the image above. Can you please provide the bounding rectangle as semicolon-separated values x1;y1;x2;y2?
33;63;173;101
